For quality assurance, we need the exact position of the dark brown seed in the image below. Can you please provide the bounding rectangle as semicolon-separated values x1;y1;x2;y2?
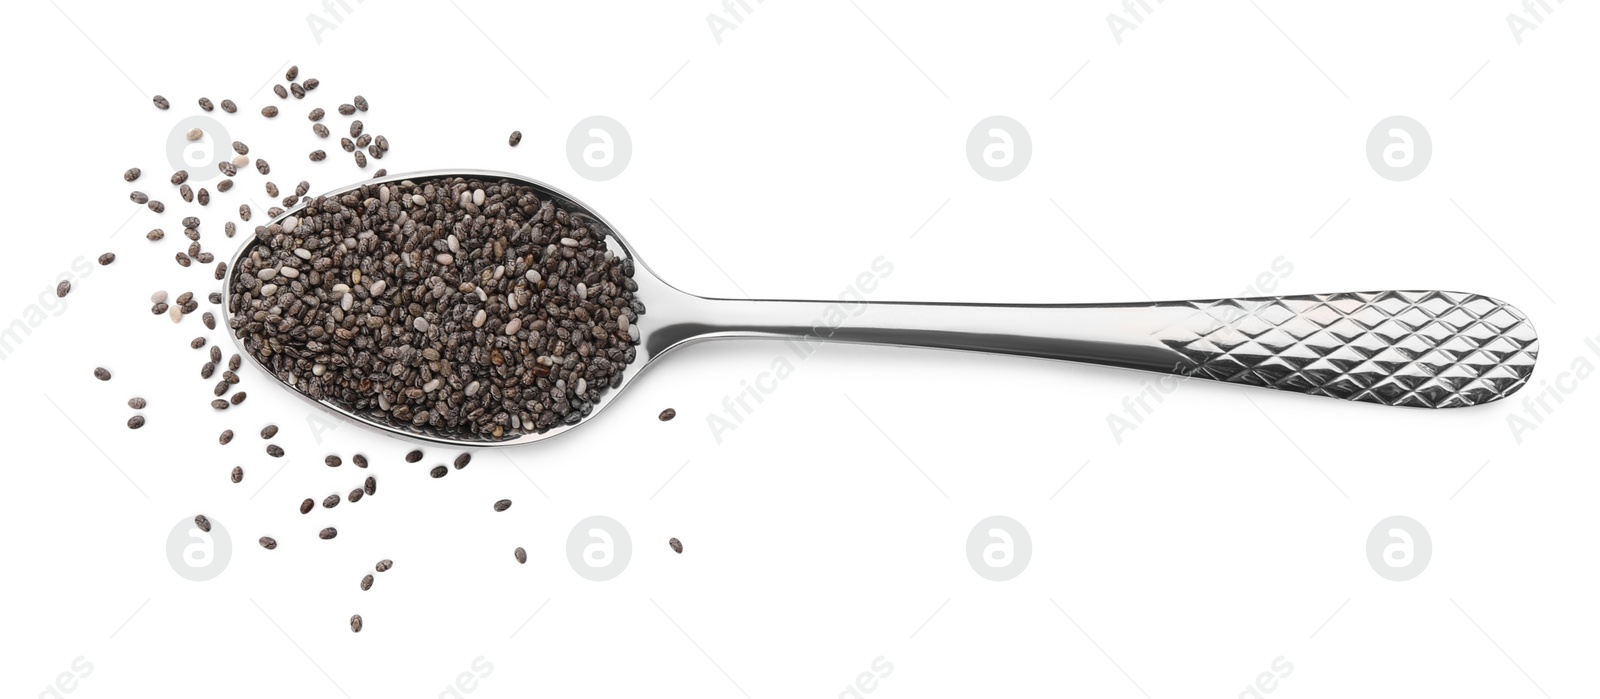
190;336;206;350
375;135;388;152
231;140;248;155
259;536;277;549
230;391;247;405
128;397;146;409
308;107;324;121
375;559;392;572
405;450;422;463
261;105;278;117
255;159;269;175
203;312;216;330
309;150;326;162
367;144;383;160
198;97;213;111
363;476;375;496
98;253;116;265
218;179;234;193
312;123;330;138
266;444;283;457
320;527;337;540
360;574;373;591
429;465;447;478
213;382;227;396
514;547;526;564
218;161;236;177
261;425;278;439
349;120;363;138
197;188;209;206
353;454;367;468
148;200;165;213
220;99;237;113
350;615;362;632
127;415;145;429
152;95;169;110
353;150;366;168
355;134;371;148
215;262;227;280
285;65;299;81
303;78;319;90
219;429;233;445
209;292;221;304
290;82;305;99
325;455;341;467
55;281;71;298
130;191;148;204
175;252;190;267
179;184;193;202
509;131;521;147
170;170;188;185
239;204;251;221
454;453;471;469
340;137;354;153
300;498;314;514
353;95;368;111
123;168;141;182
295;180;310;196
153;303;169;315
229;354;241;371
372;169;386;178
195;515;211;532
323;494;339;508
348;488;363;503
338;103;355;115
272;85;287;99
493;499;511;512
200;361;214;378
94;367;111;381
230;466;243;482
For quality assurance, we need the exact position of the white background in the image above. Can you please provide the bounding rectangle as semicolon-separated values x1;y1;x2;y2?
1;1;1595;697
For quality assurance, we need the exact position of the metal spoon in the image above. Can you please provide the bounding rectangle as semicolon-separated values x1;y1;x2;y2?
224;169;1540;447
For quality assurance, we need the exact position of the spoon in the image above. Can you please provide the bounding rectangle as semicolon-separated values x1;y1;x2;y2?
224;169;1540;447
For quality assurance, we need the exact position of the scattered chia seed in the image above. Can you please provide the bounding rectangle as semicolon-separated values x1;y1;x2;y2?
261;425;278;439
260;536;277;549
429;465;447;478
219;429;234;444
300;498;314;514
152;95;169;110
353;454;368;468
508;131;521;147
669;537;683;554
99;253;116;265
348;488;363;503
454;453;471;469
220;99;237;113
230;466;243;482
261;105;278;117
124;168;141;182
405;450;423;463
325;455;342;467
128;397;146;409
127;415;145;429
195;515;211;532
360;574;373;591
350;615;362;632
659;408;676;421
363;476;376;496
266;444;283;457
94;367;111;381
56;281;71;298
493;499;511;512
375;559;392;572
320;527;337;540
514;547;526;564
323;494;339;509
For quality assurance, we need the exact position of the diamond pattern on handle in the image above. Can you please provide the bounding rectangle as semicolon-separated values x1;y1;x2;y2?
1155;291;1538;408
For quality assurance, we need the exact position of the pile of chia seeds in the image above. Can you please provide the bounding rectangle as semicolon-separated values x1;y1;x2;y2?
226;175;645;440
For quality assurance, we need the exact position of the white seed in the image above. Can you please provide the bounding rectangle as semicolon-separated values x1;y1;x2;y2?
475;287;487;302
340;293;353;311
423;378;441;393
505;318;521;335
435;253;453;265
507;293;520;311
413;317;429;332
231;155;249;167
560;237;579;247
460;191;472;207
370;280;386;295
293;248;312;259
411;194;426;206
493;265;504;280
312;363;327;376
465;380;481;396
169;304;183;323
576;283;587;300
378;394;391;410
618;315;629;332
260;283;279;296
379;186;390;204
447;235;459;254
279;266;300;279
628;324;640;343
283;216;299;230
473;309;486;328
256;268;278;280
151;290;168;304
575;378;587;395
332;283;350;293
473;189;485;206
525;269;540;283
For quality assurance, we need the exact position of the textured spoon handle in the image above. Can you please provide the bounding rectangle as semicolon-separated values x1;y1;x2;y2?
689;289;1540;408
1151;290;1538;408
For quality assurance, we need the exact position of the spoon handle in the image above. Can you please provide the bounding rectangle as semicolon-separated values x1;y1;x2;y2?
694;290;1538;408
